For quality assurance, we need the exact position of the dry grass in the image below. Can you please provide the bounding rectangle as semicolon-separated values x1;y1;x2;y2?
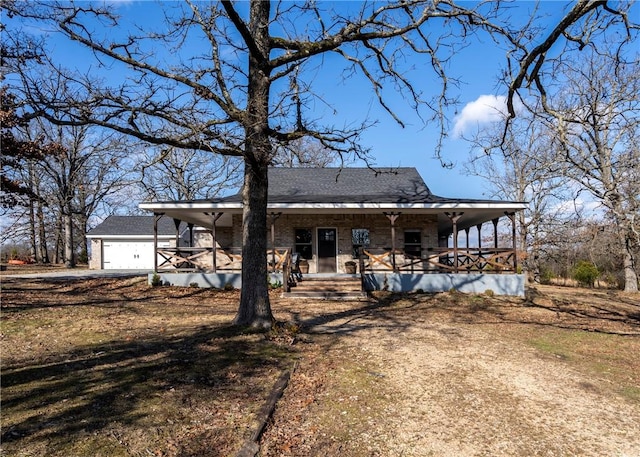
1;277;295;456
1;276;638;456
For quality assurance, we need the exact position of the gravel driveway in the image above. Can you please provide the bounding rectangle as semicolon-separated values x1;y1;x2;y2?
262;291;640;456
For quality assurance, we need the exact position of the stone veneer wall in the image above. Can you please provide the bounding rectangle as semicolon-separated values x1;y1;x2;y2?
89;239;102;269
194;213;439;273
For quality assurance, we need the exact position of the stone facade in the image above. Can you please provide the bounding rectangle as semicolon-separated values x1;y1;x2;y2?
194;212;439;274
89;239;102;269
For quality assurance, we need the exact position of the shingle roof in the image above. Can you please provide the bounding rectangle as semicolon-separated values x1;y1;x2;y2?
217;167;499;204
87;216;186;237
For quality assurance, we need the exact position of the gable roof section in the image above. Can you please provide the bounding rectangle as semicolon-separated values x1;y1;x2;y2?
86;215;186;238
267;167;434;204
215;167;511;205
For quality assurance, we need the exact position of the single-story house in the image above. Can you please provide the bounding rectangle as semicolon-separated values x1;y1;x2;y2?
86;215;188;270
138;167;528;296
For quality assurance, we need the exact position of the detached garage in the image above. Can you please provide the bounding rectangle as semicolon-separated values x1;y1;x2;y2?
87;216;187;270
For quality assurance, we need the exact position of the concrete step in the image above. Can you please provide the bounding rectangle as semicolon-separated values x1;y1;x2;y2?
283;290;367;300
285;274;365;300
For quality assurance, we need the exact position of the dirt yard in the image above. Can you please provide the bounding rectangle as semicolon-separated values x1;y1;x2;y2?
1;273;638;457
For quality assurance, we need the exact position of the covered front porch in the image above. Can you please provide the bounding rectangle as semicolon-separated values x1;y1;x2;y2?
141;205;527;297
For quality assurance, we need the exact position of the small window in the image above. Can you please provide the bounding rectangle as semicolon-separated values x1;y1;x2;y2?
404;230;421;258
295;228;313;260
352;228;370;258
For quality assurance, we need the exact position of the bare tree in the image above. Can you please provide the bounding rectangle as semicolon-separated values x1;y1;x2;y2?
272;137;345;168
6;1;636;326
465;113;571;282
524;49;639;292
139;147;242;201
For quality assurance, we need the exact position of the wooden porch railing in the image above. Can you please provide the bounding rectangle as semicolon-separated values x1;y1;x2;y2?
156;246;517;274
156;246;290;272
361;247;517;274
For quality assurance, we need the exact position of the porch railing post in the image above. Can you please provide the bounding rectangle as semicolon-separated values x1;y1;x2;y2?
208;212;224;273
383;212;401;272
153;212;164;272
506;211;517;272
269;212;282;272
445;212;463;274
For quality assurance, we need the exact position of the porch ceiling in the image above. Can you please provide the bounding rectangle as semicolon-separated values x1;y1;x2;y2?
139;201;527;235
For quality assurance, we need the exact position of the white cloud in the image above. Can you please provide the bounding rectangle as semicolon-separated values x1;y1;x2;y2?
452;94;509;138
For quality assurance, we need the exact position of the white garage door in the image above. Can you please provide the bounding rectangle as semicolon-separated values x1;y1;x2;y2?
102;240;155;269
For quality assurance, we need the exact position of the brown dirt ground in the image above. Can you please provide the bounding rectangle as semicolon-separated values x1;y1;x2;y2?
1;274;639;457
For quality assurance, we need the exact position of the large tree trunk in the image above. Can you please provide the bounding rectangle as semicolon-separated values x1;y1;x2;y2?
37;200;50;264
234;160;273;328
63;206;75;268
232;0;274;328
623;232;638;293
78;212;89;264
28;198;39;263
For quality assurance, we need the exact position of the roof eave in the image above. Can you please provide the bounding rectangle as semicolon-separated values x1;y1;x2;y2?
139;201;528;213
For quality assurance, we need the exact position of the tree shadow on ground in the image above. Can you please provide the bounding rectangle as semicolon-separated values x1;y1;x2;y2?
281;286;640;342
1;323;295;453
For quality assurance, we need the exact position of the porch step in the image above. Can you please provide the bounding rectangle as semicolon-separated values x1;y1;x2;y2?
284;274;367;300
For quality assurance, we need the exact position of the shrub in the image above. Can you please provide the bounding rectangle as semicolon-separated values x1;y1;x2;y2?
484;289;495;297
539;266;554;285
189;282;199;288
224;282;235;291
150;273;162;287
573;261;599;288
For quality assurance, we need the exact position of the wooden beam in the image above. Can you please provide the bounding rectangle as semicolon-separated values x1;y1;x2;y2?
173;218;181;249
269;212;282;272
476;223;483;249
188;223;194;247
505;211;517;272
492;218;499;249
206;212;224;272
445;212;463;273
383;212;401;271
153;213;164;272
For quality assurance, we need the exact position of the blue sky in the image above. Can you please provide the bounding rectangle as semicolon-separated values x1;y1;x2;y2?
10;1;634;200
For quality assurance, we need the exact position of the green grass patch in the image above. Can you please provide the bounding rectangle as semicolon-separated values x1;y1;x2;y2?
526;329;639;403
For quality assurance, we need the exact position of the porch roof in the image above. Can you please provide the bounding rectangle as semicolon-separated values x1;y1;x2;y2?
139;167;527;234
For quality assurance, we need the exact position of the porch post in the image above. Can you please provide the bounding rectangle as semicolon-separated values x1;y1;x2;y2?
445;212;463;273
383;212;401;272
269;212;282;272
173;218;181;248
477;223;483;249
492;218;499;249
153;212;164;272
208;212;224;273
188;223;194;247
505;211;517;272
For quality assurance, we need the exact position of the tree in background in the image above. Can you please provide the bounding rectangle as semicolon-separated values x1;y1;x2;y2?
465;112;571;282
0;88;58;207
139;147;242;201
6;1;636;325
530;50;639;292
272;137;345;168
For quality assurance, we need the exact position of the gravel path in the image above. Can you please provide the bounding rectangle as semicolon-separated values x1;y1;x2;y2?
354;322;639;456
263;296;640;456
